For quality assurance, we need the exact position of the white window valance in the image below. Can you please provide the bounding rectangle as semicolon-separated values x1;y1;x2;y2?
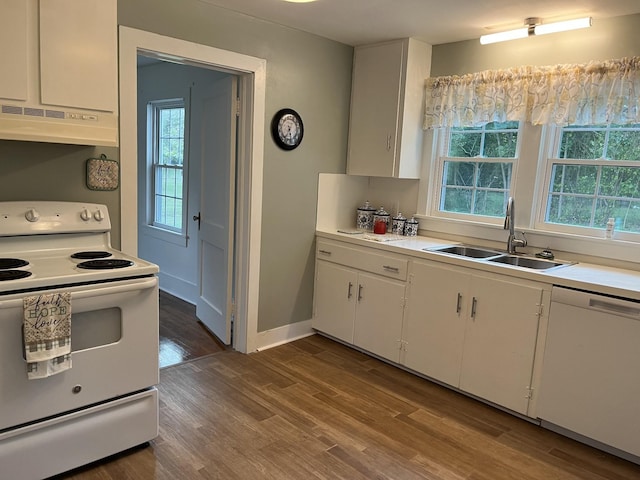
423;57;640;129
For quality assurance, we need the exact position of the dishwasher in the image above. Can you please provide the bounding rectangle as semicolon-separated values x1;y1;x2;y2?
537;286;640;461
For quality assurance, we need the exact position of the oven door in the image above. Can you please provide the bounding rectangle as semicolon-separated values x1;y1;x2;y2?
0;276;159;431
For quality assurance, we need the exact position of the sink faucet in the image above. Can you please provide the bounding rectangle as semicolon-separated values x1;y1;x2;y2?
504;196;527;254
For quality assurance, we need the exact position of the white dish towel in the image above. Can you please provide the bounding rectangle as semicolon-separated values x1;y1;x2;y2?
23;292;72;379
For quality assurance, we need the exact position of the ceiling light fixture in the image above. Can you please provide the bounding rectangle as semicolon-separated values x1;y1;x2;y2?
480;16;592;45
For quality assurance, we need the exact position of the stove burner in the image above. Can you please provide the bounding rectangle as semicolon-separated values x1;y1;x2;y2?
0;270;32;281
71;251;113;260
77;259;134;270
0;258;29;270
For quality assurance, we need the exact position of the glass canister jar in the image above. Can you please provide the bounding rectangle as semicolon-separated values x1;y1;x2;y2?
392;212;406;235
404;216;419;237
356;200;376;231
373;206;390;234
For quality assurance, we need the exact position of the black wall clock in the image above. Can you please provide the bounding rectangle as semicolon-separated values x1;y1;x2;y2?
271;108;304;150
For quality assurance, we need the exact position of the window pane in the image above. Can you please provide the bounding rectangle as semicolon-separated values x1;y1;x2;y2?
559;129;605;159
449;131;481;157
547;194;594;226
154;166;183;229
449;121;518;158
599;166;640;198
477;163;512;189
595;199;640;232
443;161;475;186
484;131;517;157
550;164;597;195
608;128;640;161
475;191;507;216
442;188;472;213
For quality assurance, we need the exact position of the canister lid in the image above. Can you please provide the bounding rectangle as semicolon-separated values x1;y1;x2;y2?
393;212;406;221
375;206;389;216
357;200;376;211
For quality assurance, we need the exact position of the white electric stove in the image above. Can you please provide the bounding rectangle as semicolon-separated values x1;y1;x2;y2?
0;201;160;479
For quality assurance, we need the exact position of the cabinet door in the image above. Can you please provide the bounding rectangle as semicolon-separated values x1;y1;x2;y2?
459;275;543;415
39;0;117;112
353;272;405;362
347;40;403;177
312;261;357;343
403;260;470;386
0;0;28;101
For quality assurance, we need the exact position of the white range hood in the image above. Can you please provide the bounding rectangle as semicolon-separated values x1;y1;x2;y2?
0;0;118;147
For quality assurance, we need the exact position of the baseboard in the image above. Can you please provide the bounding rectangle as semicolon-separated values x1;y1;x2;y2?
255;319;314;351
157;272;197;304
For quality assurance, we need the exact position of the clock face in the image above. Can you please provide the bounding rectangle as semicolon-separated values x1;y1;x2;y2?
271;109;304;150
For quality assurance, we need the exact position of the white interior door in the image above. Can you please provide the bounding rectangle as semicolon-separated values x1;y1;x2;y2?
194;75;237;344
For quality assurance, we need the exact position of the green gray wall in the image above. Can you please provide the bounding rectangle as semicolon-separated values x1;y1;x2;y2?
0;142;121;246
431;14;640;76
118;0;353;332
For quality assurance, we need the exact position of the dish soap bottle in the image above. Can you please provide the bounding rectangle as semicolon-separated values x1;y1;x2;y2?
605;217;615;239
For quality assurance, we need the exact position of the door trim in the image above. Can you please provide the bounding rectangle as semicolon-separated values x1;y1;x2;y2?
118;26;265;353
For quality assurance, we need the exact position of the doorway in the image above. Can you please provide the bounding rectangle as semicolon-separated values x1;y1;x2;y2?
119;26;266;353
136;58;236;344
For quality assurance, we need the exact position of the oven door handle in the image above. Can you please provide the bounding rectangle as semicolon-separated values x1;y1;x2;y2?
0;277;158;309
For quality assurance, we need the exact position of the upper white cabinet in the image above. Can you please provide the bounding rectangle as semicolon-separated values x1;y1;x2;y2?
0;0;118;146
347;38;432;178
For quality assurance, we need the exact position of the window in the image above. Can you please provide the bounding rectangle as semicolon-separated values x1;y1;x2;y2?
435;121;519;219
149;100;187;234
542;124;640;235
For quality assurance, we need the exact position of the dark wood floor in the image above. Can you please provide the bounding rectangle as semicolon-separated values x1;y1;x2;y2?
158;290;227;368
56;331;640;479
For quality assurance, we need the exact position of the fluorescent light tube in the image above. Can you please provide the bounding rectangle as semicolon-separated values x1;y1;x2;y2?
480;27;529;45
534;17;592;36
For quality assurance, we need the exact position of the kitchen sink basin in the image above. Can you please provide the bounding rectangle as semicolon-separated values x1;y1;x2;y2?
427;245;503;259
488;255;570;270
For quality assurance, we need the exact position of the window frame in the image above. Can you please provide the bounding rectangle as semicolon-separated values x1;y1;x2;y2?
429;122;522;225
147;98;189;239
534;124;640;241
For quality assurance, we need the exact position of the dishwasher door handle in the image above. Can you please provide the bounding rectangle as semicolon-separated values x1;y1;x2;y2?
589;298;640;318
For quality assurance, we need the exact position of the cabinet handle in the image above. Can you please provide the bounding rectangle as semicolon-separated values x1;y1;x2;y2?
456;292;462;314
386;134;392;151
347;281;353;299
358;284;363;302
318;249;332;256
383;265;399;273
471;297;478;319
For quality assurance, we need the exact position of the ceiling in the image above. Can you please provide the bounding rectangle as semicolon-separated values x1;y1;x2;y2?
197;0;640;46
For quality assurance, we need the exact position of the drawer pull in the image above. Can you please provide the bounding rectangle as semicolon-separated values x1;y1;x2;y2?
318;249;332;256
383;265;400;273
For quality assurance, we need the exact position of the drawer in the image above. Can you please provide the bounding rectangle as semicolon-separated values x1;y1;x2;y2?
316;240;407;281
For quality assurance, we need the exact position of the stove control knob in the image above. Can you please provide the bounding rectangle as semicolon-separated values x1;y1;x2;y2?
93;209;104;222
25;208;39;222
80;208;91;221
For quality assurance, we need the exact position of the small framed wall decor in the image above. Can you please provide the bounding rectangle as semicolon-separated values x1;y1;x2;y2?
86;154;119;191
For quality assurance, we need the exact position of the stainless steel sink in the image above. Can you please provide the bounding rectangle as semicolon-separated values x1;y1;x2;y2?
488;255;570;270
426;245;503;259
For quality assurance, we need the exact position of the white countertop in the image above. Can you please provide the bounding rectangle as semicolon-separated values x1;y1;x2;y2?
317;230;640;301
